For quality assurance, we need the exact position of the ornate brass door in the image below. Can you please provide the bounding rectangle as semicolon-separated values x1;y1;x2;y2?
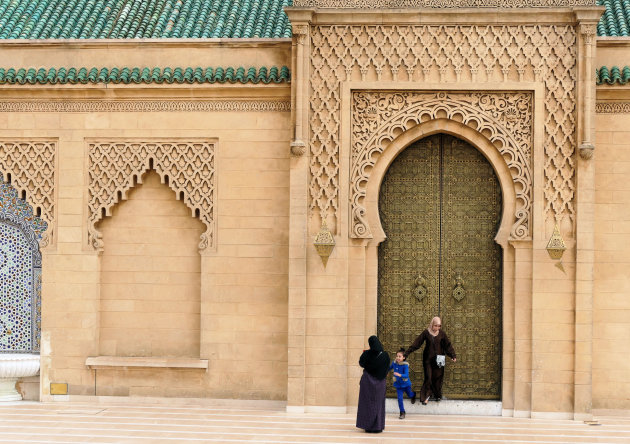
378;133;502;399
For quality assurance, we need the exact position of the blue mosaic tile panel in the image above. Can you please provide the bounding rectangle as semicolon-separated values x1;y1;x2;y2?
0;181;46;353
0;222;33;351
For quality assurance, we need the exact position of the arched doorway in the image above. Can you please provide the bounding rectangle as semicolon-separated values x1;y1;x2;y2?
378;133;502;400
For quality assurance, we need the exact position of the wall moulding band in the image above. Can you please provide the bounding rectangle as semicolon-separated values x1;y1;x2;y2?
0;100;291;113
86;139;217;253
596;102;630;113
292;0;596;8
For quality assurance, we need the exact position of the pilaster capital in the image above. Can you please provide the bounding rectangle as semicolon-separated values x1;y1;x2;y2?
578;23;597;44
292;24;310;45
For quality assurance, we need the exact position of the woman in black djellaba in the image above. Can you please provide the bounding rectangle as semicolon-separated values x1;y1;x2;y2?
356;335;390;433
405;316;456;404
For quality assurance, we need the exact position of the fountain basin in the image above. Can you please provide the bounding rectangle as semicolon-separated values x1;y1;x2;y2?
0;354;40;401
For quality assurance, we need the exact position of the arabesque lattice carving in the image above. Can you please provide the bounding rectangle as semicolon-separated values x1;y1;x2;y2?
308;25;576;232
87;140;216;252
293;0;595;6
352;91;532;239
0;140;55;247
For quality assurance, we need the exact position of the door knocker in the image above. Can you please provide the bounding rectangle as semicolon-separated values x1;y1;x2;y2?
452;271;466;302
413;273;428;302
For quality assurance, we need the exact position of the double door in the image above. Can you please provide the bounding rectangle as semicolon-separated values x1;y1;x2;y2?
377;134;502;399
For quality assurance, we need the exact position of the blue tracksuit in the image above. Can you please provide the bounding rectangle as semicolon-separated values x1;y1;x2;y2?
389;361;416;413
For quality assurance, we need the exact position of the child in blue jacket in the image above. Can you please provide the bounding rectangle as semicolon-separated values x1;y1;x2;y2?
390;348;416;419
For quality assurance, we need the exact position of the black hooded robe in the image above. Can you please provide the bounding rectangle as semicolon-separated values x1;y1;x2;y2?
356;336;390;433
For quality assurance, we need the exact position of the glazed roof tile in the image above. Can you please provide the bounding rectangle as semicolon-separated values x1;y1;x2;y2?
0;0;625;40
598;0;630;36
0;66;291;85
596;66;630;84
0;0;293;39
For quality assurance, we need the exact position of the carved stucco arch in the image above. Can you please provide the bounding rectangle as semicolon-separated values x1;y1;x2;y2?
87;140;216;253
364;119;516;248
351;91;532;241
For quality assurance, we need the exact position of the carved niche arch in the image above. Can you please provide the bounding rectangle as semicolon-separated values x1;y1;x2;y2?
351;91;532;241
87;140;216;253
0;181;47;352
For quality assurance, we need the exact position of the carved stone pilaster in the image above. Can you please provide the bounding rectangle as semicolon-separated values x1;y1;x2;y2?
578;21;598;161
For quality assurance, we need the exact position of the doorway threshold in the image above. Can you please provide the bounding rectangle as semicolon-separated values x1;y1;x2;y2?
386;398;502;416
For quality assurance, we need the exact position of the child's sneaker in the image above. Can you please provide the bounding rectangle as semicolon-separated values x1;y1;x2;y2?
399;412;406;419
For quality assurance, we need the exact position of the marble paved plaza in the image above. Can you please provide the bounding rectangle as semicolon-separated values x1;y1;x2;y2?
1;401;630;443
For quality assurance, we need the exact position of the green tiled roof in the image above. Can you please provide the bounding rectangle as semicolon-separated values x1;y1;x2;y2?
0;0;625;39
598;0;630;36
0;0;292;39
596;66;630;84
0;66;290;85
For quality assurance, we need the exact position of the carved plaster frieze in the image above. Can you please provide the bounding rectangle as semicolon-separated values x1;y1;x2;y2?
0;100;291;113
0;140;56;247
87;140;216;253
292;0;595;7
351;91;533;240
596;102;630;114
308;25;576;233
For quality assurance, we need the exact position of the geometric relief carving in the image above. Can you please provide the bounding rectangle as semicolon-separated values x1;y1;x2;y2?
352;91;533;240
0;140;56;247
308;25;576;232
87;140;216;253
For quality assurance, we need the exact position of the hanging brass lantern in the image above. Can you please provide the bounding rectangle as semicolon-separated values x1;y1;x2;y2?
314;220;335;267
546;224;566;260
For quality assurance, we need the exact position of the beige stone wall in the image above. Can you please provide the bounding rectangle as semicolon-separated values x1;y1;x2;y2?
593;104;630;412
0;68;291;399
98;171;204;358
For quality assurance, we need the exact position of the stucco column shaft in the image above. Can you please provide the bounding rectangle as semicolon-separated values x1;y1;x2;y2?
573;9;602;420
510;240;533;418
287;20;310;412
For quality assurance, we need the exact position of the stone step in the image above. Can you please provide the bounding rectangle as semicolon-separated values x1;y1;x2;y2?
386;397;502;416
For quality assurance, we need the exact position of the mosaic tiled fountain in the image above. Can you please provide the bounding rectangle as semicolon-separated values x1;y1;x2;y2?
0;182;45;401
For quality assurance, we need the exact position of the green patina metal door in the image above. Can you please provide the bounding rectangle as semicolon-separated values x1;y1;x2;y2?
378;133;502;400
